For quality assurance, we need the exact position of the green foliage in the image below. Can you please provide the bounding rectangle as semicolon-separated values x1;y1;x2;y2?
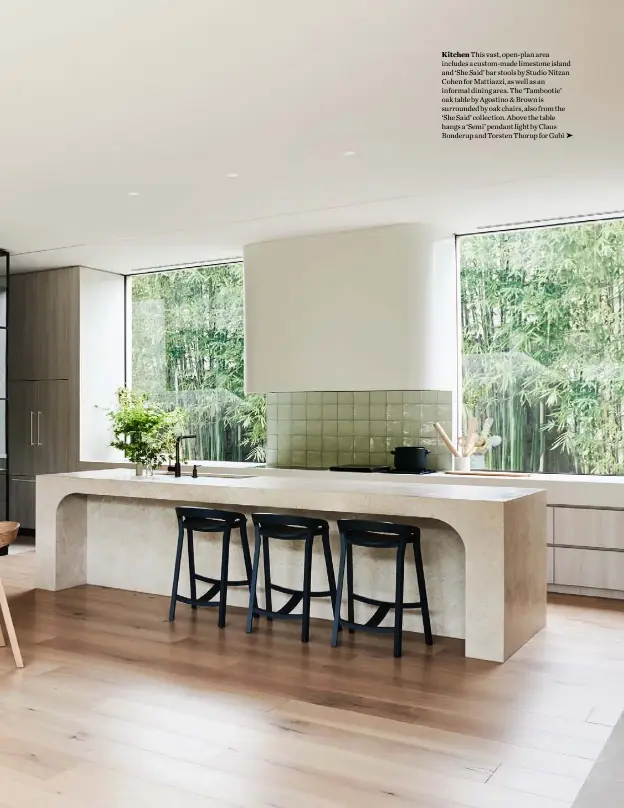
461;220;624;474
131;263;266;462
107;387;184;470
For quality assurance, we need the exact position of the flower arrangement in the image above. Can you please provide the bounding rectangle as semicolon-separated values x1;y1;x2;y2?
106;388;185;474
469;418;502;456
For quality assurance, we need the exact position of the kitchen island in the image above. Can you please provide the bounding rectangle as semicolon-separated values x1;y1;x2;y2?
36;468;547;662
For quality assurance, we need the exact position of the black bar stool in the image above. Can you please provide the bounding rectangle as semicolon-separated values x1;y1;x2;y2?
169;506;255;628
331;519;433;657
246;513;338;643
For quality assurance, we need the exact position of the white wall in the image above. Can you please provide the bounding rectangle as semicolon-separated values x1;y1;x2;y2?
79;268;126;462
244;224;457;393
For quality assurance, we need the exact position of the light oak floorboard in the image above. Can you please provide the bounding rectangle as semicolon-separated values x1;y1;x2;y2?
0;550;622;806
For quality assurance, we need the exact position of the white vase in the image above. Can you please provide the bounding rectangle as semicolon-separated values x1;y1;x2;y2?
453;456;471;472
135;462;145;477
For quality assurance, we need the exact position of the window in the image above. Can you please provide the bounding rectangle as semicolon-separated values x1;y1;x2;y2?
129;262;265;462
460;220;624;475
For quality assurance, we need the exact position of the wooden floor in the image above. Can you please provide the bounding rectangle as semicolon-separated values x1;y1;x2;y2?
0;550;623;808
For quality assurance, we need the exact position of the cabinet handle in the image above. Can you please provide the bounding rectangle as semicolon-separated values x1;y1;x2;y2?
30;411;35;446
37;411;42;446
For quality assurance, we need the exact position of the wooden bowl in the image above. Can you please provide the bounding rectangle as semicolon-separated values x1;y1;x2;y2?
0;522;20;549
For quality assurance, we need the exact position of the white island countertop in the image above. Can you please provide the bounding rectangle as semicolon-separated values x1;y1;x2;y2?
36;468;548;663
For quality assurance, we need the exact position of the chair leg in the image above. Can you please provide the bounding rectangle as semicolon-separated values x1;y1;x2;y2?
394;542;406;658
301;537;313;643
331;538;347;648
321;528;337;608
239;520;259;615
346;543;355;633
0;573;23;668
169;521;185;621
246;526;262;633
262;535;273;619
187;529;197;609
218;528;231;628
414;538;433;646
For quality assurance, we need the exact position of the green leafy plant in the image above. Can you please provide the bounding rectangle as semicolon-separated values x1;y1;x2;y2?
107;387;185;472
227;393;267;462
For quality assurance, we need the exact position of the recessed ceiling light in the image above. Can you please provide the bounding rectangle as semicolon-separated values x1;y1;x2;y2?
128;191;139;196
226;173;239;178
343;151;356;157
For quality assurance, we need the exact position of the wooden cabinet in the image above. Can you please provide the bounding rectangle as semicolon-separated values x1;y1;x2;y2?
9;476;35;530
554;507;624;551
554;547;624;591
8;380;69;476
8;269;77;381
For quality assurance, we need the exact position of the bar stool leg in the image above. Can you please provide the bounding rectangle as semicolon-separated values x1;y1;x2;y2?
394;542;407;658
187;529;197;609
169;521;185;621
414;538;433;646
346;543;355;633
262;536;273;619
239;520;259;615
0;573;23;668
321;527;337;609
301;536;313;643
331;537;347;648
246;525;262;633
218;527;231;628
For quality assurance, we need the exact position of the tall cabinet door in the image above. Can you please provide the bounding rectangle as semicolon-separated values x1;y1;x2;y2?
36;380;70;474
35;270;74;380
8;381;38;476
8;275;38;380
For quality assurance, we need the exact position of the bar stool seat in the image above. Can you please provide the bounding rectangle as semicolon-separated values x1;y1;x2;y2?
331;519;433;657
169;507;255;628
246;513;338;643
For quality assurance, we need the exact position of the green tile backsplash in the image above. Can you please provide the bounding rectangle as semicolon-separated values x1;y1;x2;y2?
266;390;454;471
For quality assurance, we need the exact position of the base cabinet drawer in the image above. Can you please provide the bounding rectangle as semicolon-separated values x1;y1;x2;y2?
9;476;35;530
554;547;624;590
553;507;624;550
547;546;554;585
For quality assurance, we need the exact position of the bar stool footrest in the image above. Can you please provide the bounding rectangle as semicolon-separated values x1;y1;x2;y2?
249;606;308;622
270;582;333;599
194;573;250;588
337;618;396;635
352;592;423;610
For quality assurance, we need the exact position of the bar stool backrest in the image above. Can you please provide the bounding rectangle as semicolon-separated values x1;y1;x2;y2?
337;519;417;547
175;506;244;532
252;512;326;540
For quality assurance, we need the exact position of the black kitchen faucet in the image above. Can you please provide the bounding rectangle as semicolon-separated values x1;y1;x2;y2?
174;435;196;477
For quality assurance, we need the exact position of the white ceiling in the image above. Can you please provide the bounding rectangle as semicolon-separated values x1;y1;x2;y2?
2;0;622;273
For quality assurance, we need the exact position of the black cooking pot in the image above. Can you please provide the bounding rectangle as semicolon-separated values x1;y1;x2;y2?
391;446;430;472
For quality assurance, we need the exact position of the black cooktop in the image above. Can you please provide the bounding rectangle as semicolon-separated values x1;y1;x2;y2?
329;465;435;475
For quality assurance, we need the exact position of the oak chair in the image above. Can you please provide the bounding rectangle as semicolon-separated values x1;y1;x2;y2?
0;521;24;668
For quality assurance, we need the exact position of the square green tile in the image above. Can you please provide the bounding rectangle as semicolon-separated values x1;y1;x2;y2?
322;404;338;419
292;420;307;436
338;392;354;404
387;391;403;403
421;404;437;422
266;449;278;465
337;420;355;436
321;451;338;466
278;403;292;420
266;434;278;450
386;403;403;420
307;435;322;451
292;404;306;420
277;420;293;436
337;436;354;451
370;436;386;453
354;437;370;453
277;450;292;465
322;435;338;451
322;392;338;404
307;421;322;436
267;419;278;435
353;420;370;436
306;404;322;420
353;391;370;405
403;404;420;420
292;450;306;466
353;452;370;465
337;404;353;421
353;404;370;420
277;434;292;449
338;452;355;465
307;392;322;404
370;420;386;437
422;391;438;404
438;391;452;405
266;393;278;405
292;392;307;404
322;420;338;435
403;391;421;404
306;450;321;467
369;404;385;421
292;434;307;450
369;391;386;404
370;452;387;465
267;403;278;420
387;421;402;437
438;404;452;421
277;392;292;404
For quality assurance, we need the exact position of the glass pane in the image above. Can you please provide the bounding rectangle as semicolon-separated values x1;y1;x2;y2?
130;263;265;463
460;221;624;475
